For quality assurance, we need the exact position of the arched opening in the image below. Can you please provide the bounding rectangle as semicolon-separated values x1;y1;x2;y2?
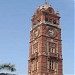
53;20;57;24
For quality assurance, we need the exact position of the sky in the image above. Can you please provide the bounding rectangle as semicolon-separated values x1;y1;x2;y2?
0;0;74;75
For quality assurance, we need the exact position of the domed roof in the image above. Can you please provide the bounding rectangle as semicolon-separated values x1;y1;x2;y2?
39;3;52;10
36;2;55;14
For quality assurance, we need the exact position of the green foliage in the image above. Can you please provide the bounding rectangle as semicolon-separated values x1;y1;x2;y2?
0;63;16;72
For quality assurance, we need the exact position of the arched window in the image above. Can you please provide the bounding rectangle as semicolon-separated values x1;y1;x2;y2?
45;17;48;21
50;60;55;70
49;19;52;23
53;20;56;24
31;60;37;71
48;7;54;14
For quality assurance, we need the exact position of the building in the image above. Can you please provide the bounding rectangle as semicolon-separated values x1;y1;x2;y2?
28;2;63;75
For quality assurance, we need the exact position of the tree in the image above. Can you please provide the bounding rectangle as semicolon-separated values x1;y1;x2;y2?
0;63;16;72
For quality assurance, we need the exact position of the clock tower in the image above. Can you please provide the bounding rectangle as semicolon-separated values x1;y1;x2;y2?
28;2;63;75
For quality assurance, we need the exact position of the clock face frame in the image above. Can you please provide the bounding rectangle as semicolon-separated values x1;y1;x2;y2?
48;28;57;38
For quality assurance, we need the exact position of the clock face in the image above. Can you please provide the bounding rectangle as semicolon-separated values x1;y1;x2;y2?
49;29;54;36
48;29;57;38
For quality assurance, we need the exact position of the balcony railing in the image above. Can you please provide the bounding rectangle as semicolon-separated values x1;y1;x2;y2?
48;52;58;58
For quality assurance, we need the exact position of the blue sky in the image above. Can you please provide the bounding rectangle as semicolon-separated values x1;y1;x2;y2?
0;0;74;75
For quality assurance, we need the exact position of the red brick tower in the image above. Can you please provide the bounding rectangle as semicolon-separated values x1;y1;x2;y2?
28;2;63;75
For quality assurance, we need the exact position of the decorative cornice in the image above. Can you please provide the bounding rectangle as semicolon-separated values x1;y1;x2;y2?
30;21;60;31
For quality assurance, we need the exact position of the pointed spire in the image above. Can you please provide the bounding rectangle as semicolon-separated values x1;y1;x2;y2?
38;0;52;10
45;0;47;4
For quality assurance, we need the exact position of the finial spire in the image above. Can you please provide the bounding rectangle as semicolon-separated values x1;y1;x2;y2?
45;0;47;4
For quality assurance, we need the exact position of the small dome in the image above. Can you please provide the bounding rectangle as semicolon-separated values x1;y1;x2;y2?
56;11;60;16
39;3;52;10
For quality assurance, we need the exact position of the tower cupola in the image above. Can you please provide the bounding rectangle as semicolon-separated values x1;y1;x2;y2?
31;3;60;30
